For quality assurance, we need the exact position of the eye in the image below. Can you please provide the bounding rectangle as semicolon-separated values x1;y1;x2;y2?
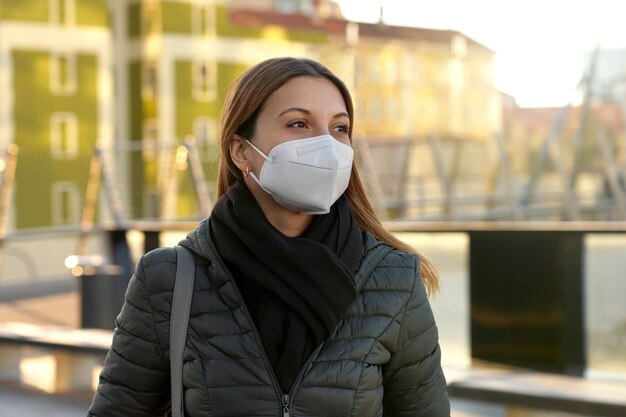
287;120;308;129
333;124;350;134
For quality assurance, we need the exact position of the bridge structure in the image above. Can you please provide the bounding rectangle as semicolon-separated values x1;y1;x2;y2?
355;46;626;223
1;137;626;415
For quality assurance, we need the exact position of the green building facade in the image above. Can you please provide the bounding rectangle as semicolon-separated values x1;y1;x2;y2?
0;0;330;229
0;0;111;229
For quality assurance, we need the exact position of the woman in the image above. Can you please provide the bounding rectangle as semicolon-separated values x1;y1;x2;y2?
88;57;449;416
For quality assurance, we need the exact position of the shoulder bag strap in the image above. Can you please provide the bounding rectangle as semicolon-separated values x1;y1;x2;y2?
170;246;195;417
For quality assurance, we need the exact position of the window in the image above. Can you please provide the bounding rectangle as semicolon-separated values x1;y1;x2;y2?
414;55;422;82
193;117;217;159
481;63;493;87
51;181;80;226
231;0;271;10
345;22;359;46
387;99;398;121
142;119;159;160
368;56;380;82
451;35;468;58
464;104;473;131
192;60;217;101
369;97;381;122
50;112;78;159
407;53;421;84
438;60;450;87
275;0;297;13
49;0;75;26
50;53;77;95
142;2;160;35
385;59;397;85
356;97;366;120
142;187;159;219
143;118;159;142
192;2;215;37
142;62;158;99
193;117;215;144
354;55;364;81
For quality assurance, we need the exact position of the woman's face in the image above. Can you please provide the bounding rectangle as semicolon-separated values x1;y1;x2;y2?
230;75;351;232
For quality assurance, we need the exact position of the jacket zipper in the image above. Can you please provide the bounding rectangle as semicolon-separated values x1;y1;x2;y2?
210;245;332;416
230;281;324;416
282;394;290;417
280;345;323;417
222;271;294;416
209;252;289;415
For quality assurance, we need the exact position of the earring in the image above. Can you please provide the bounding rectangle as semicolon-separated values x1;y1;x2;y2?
244;166;250;177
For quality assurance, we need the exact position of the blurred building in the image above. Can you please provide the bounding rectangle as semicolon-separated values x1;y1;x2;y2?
502;98;625;218
227;2;500;142
0;0;500;228
503;99;625;173
0;0;112;229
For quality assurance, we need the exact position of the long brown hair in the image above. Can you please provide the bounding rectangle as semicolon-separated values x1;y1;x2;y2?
217;57;439;295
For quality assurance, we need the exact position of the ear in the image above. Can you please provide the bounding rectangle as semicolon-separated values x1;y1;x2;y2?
229;135;249;172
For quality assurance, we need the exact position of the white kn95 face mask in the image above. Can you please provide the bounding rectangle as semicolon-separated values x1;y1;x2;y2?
245;134;354;214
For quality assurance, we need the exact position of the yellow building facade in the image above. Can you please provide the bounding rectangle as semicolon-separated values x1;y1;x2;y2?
315;20;501;143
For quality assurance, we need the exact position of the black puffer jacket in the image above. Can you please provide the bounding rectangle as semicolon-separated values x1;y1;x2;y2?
88;220;449;416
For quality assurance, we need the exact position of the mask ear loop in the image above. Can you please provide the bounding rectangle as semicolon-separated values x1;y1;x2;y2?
242;140;273;195
245;139;270;162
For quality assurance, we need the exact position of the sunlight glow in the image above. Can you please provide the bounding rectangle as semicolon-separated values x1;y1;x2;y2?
336;0;626;107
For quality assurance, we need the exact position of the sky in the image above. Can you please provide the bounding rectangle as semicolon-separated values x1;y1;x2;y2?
336;0;626;108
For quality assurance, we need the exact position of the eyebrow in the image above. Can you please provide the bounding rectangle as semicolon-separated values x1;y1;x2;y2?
277;107;349;120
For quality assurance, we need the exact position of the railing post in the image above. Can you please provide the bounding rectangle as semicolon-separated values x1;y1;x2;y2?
106;229;134;285
0;144;19;241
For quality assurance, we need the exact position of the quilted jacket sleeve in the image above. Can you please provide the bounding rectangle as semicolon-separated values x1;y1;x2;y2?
382;255;450;417
87;250;172;417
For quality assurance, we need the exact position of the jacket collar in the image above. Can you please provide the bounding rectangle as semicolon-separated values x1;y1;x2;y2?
179;218;392;293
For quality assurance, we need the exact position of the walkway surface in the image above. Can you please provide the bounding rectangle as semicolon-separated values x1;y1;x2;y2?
0;290;92;416
0;291;79;327
0;381;91;417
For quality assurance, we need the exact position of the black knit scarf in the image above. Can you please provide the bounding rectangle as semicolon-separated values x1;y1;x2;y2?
209;181;363;393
